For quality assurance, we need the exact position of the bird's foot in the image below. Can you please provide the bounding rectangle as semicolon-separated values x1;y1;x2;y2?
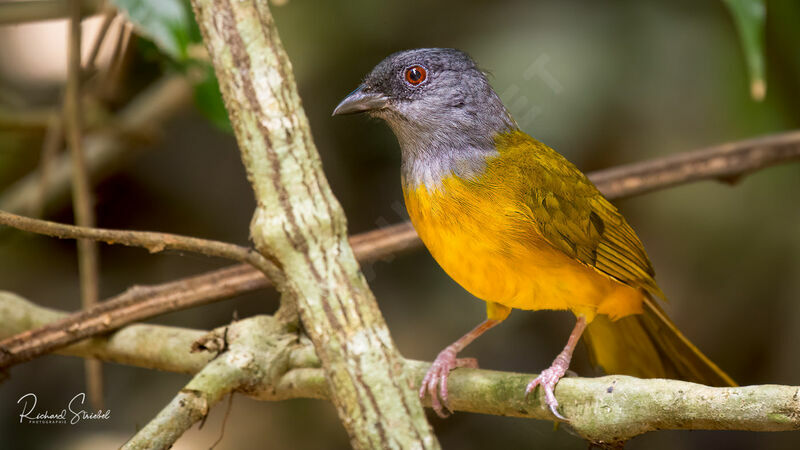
525;359;569;421
419;346;478;418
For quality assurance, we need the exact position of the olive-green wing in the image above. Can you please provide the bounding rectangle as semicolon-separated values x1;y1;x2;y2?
503;133;665;299
491;132;736;386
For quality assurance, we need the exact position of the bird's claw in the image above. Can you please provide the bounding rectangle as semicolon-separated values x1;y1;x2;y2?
419;347;478;418
525;364;568;421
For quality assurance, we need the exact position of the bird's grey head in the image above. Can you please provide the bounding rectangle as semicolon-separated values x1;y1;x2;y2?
333;48;517;187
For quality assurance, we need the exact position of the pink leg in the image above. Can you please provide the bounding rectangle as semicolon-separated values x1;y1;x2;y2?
420;319;500;418
525;316;587;420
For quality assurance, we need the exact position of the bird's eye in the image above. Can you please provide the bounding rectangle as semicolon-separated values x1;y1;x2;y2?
404;65;427;86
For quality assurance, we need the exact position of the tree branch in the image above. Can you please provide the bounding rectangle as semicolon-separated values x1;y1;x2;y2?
0;264;265;368
65;0;105;410
0;210;286;367
0;291;211;373
0;221;408;368
1;130;799;371
122;315;297;449
33;113;64;218
590;130;800;198
2;292;797;446
190;0;437;447
84;8;118;73
0;210;281;279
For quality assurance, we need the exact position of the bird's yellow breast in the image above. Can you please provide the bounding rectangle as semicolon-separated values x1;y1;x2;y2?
403;158;644;322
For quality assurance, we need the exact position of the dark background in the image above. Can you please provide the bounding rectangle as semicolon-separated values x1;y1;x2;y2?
1;0;799;448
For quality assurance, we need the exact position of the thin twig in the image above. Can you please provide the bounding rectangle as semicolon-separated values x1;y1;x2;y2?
0;130;798;368
209;392;235;449
65;0;104;411
0;210;282;282
99;20;133;101
33;113;63;218
0;209;283;367
589;130;800;198
84;8;118;73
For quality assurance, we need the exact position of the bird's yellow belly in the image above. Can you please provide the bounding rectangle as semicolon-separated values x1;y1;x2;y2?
404;179;643;321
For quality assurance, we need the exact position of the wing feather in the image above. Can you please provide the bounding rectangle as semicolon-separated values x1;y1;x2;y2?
496;132;665;299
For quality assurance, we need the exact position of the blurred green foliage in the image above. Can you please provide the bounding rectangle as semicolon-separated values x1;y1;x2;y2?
111;0;196;61
723;0;767;99
113;0;231;131
192;64;232;132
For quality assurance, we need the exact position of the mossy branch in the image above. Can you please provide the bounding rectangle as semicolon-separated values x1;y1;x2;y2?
189;0;437;448
122;315;297;450
2;292;797;446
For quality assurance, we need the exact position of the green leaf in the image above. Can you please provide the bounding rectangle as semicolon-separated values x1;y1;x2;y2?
723;0;767;101
193;66;232;133
113;0;231;133
111;0;194;61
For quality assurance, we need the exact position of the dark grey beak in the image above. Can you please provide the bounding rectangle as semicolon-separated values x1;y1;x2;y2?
332;85;389;116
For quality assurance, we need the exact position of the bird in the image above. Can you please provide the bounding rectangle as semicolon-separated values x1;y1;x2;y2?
333;48;735;419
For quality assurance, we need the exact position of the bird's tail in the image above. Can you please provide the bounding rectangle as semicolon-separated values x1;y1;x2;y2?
582;297;736;387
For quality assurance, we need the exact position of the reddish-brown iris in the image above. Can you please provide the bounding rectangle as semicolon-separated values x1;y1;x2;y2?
404;65;427;85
